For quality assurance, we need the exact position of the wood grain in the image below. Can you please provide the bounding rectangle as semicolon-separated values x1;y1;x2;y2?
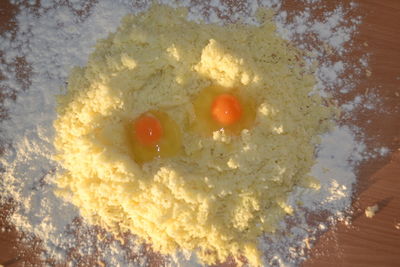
305;0;400;266
0;0;399;266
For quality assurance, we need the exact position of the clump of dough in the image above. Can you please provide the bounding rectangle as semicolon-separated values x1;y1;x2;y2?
54;5;333;266
365;204;379;218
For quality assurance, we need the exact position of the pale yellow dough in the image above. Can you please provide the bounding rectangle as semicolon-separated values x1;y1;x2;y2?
54;5;333;266
365;204;379;218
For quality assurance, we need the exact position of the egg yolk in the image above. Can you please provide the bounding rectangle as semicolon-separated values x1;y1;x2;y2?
193;85;256;135
211;93;243;126
127;111;181;164
134;114;163;146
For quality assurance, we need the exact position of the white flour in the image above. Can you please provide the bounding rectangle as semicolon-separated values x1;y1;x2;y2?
0;0;384;266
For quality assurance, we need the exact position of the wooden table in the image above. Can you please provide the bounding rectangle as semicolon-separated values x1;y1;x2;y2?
0;1;399;266
304;1;400;266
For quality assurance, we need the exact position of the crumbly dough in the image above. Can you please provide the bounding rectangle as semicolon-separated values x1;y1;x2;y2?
54;5;333;266
365;204;379;218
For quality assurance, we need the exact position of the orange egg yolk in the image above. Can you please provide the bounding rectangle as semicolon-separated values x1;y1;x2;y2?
128;111;181;164
211;93;243;126
193;85;256;135
134;113;163;146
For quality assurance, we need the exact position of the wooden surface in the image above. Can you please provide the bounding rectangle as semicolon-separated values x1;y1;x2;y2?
304;1;400;266
0;0;399;266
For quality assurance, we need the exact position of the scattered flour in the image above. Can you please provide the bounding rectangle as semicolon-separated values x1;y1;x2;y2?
0;0;381;266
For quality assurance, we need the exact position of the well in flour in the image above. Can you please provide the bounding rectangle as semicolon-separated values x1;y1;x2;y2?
0;0;371;266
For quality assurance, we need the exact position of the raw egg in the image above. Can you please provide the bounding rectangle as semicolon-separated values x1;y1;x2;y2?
127;110;181;164
193;85;256;135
